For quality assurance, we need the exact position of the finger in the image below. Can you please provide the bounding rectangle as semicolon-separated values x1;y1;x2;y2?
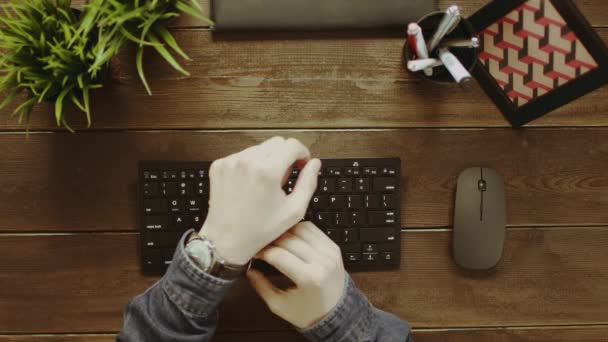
257;245;310;285
273;231;319;264
270;138;311;174
287;159;321;214
247;269;285;312
292;222;340;260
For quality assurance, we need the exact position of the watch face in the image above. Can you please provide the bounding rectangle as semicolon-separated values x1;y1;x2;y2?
186;240;213;271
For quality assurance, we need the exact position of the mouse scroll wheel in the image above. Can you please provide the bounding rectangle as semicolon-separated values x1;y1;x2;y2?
478;180;487;192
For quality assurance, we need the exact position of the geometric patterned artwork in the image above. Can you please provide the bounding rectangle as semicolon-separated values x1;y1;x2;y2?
477;0;599;107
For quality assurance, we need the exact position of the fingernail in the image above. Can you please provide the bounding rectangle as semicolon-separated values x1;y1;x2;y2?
310;158;322;172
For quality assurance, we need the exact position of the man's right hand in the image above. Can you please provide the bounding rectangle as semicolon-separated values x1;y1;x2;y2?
200;137;322;266
247;222;347;329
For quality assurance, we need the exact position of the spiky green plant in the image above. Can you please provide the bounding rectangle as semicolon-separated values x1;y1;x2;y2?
92;0;212;95
0;0;120;131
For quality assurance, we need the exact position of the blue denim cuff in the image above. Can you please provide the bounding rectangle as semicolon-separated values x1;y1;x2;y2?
161;230;235;318
299;275;374;342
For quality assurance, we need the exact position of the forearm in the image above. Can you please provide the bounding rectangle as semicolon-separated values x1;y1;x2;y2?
299;275;412;342
117;231;234;342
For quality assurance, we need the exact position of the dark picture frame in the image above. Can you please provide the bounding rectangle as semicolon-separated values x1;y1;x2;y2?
468;0;608;127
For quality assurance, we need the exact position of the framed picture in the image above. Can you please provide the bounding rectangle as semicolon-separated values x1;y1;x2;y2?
468;0;608;127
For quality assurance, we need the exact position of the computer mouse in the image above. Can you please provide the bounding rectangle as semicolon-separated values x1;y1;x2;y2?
453;167;506;271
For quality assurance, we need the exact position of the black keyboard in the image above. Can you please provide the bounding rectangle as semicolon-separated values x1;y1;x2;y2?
139;158;402;274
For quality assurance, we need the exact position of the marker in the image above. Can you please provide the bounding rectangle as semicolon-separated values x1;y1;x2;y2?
407;23;432;76
437;48;472;88
407;58;443;72
440;37;480;49
427;5;462;53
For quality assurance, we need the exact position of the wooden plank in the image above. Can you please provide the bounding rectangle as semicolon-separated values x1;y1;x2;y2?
1;228;607;333
67;1;608;28
0;326;608;342
2;29;607;130
1;129;607;232
2;327;608;342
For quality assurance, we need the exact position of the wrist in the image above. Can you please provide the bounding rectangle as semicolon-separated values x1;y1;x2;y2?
199;224;251;266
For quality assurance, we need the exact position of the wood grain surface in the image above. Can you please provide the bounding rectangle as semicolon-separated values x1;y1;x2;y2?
1;228;607;333
1;28;606;131
2;326;608;341
1;129;606;232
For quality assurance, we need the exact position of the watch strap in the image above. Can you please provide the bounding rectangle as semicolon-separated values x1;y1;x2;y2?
187;232;251;279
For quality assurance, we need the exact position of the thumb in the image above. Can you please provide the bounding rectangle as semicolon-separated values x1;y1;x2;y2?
288;158;321;211
247;269;284;313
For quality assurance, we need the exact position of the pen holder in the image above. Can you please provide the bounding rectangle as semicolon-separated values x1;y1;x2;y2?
404;12;478;84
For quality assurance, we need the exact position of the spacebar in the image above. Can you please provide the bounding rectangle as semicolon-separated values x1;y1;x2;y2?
360;228;397;242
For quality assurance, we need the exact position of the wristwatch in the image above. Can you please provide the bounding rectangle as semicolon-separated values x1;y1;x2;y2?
184;232;251;280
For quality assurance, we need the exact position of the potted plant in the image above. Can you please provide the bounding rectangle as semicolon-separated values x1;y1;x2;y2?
0;0;120;131
93;0;212;94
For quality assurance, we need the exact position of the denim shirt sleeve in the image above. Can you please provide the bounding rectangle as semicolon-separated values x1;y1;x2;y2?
117;230;235;342
299;275;413;342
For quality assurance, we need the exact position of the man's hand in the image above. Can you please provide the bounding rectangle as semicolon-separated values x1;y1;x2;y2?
200;137;321;266
247;222;347;329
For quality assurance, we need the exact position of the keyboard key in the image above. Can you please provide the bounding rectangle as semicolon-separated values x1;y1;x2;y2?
349;211;366;226
319;178;335;193
365;194;380;209
355;178;369;192
311;195;328;209
192;215;204;230
142;250;162;268
179;182;193;196
144;216;170;230
144;199;168;214
284;179;296;194
174;215;191;230
169;199;185;213
143;232;179;248
382;167;397;176
381;251;396;263
313;212;331;228
179;171;187;179
329;195;346;209
162;249;175;266
368;211;396;226
382;194;396;209
198;170;207;178
327;167;342;176
337;178;352;192
345;167;360;176
187;198;203;212
360;228;397;242
143;183;159;197
168;171;178;180
325;229;340;242
363;167;378;176
187;170;196;179
373;177;396;192
161;182;177;196
333;212;348;227
345;253;361;263
363;252;379;262
363;244;378;253
343;228;358;243
143;171;151;180
149;171;160;180
347;195;362;209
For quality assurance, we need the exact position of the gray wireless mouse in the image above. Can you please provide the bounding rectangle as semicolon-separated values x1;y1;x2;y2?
453;167;507;270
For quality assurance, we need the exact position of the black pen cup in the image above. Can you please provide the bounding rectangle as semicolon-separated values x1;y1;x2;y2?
404;12;479;83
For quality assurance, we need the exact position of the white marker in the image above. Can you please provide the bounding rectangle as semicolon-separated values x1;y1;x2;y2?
407;23;432;76
440;37;480;49
437;48;472;88
427;5;462;53
407;58;443;72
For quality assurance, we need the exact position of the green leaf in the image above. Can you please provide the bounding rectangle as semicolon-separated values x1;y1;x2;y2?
148;33;190;76
136;46;152;95
12;96;36;117
0;88;21;110
175;0;214;26
82;86;91;127
54;85;73;127
154;25;190;61
61;116;75;133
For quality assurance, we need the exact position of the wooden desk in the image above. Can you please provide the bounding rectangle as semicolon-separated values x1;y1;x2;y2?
1;1;607;341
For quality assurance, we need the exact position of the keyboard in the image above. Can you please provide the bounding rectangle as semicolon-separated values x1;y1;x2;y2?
139;158;402;274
